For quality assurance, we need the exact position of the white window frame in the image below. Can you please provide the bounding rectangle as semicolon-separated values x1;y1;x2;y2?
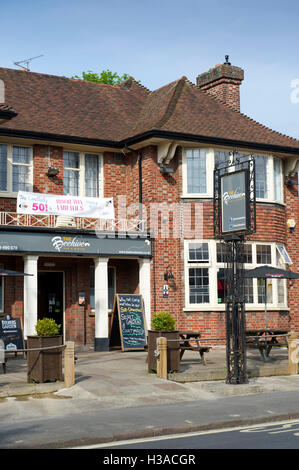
184;240;288;311
0;143;33;197
181;148;284;204
63;150;103;198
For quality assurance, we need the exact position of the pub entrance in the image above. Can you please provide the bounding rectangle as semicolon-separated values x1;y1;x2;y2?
38;272;64;333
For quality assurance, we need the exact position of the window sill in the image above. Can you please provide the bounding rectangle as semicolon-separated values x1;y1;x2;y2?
180;195;285;206
183;306;290;312
0;192;18;198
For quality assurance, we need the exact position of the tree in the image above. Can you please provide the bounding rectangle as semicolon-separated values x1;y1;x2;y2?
72;69;132;85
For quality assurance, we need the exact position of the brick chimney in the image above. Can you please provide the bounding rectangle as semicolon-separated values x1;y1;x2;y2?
196;56;244;112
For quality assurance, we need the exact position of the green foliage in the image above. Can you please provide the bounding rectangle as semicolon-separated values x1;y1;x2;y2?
35;318;61;336
72;69;132;85
151;312;176;331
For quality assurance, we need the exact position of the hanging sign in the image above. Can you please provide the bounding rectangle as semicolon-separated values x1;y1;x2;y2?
220;169;250;234
109;294;147;351
17;191;114;219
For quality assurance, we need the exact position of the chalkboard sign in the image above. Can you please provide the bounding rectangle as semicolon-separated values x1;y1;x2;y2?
109;294;147;351
0;314;24;352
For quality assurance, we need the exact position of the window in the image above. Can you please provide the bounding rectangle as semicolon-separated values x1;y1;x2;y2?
255;155;269;199
214;150;231;169
188;242;209;261
85;154;100;197
256;245;271;264
274;157;282;202
63;151;80;196
0;145;7;191
0;144;32;194
189;268;209;304
183;148;283;203
63;150;102;197
186;149;206;194
277;244;292;265
185;240;288;309
90;266;116;311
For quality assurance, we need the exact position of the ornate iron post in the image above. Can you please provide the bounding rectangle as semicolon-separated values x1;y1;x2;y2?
214;153;256;384
224;234;247;383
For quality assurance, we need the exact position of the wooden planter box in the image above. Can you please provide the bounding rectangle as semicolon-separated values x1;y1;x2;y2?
148;330;180;372
27;335;63;383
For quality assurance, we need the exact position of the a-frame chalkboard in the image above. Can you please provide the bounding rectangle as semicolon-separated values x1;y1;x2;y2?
109;294;147;351
0;314;24;356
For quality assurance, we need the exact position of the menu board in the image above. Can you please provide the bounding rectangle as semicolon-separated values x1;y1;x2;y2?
109;294;147;351
0;314;24;352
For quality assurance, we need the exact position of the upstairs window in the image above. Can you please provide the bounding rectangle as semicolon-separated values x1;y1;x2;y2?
183;148;283;203
63;151;103;197
0;144;32;194
186;149;206;194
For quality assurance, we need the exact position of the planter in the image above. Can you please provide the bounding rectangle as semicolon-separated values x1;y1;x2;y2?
148;330;180;373
27;335;63;383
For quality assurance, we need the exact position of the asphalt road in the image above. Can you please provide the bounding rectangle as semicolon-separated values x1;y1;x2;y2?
2;391;299;449
92;419;299;449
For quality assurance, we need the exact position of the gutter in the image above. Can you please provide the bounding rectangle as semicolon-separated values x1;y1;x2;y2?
1;127;299;157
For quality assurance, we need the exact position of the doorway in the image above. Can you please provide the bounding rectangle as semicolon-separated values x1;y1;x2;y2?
38;272;64;334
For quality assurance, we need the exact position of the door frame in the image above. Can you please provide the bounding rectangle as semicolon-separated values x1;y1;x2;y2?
38;270;65;342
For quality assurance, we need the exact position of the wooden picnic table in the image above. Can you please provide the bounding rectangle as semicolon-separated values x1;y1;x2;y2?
245;329;289;361
179;331;211;365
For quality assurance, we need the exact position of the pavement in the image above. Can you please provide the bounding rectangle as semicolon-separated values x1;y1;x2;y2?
2;346;299;447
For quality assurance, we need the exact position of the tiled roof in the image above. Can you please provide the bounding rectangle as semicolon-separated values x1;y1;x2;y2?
0;68;148;141
129;77;299;149
0;67;299;151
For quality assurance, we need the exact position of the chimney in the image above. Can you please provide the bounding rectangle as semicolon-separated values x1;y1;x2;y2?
196;56;244;112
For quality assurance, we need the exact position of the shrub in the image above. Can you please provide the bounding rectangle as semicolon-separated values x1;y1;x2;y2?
151;312;176;331
35;318;61;336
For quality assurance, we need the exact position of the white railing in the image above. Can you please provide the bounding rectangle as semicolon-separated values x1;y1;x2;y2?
0;212;146;232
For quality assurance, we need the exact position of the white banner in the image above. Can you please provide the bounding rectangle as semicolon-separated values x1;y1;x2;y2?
17;191;114;219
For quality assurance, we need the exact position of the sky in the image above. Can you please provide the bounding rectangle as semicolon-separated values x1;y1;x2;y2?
1;0;299;139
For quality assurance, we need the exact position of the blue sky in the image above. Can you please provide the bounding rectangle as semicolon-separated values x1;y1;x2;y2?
2;0;299;138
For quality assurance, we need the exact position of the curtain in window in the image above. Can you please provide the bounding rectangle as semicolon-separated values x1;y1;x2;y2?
0;145;7;191
273;157;282;202
85;154;99;197
187;149;206;193
12;147;31;192
63;151;80;196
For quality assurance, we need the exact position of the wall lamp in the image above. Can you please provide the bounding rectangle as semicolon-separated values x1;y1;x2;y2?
164;266;174;282
47;167;59;177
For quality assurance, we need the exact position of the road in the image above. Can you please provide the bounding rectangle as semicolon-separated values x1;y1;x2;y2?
2;391;299;449
80;420;299;449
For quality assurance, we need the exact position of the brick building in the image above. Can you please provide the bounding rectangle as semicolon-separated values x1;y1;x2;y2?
0;60;299;350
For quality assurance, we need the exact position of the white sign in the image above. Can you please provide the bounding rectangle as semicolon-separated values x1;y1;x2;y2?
17;191;114;219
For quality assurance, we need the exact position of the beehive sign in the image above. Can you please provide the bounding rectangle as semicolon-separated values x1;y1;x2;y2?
109;294;147;351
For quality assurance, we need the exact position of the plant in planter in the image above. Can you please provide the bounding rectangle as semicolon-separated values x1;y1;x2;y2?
27;318;63;383
148;312;180;373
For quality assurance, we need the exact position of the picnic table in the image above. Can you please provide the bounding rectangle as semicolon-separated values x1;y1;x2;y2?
179;331;211;365
245;329;289;361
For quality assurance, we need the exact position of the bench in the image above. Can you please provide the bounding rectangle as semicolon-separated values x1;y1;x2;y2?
245;329;288;361
179;345;211;365
179;331;211;366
